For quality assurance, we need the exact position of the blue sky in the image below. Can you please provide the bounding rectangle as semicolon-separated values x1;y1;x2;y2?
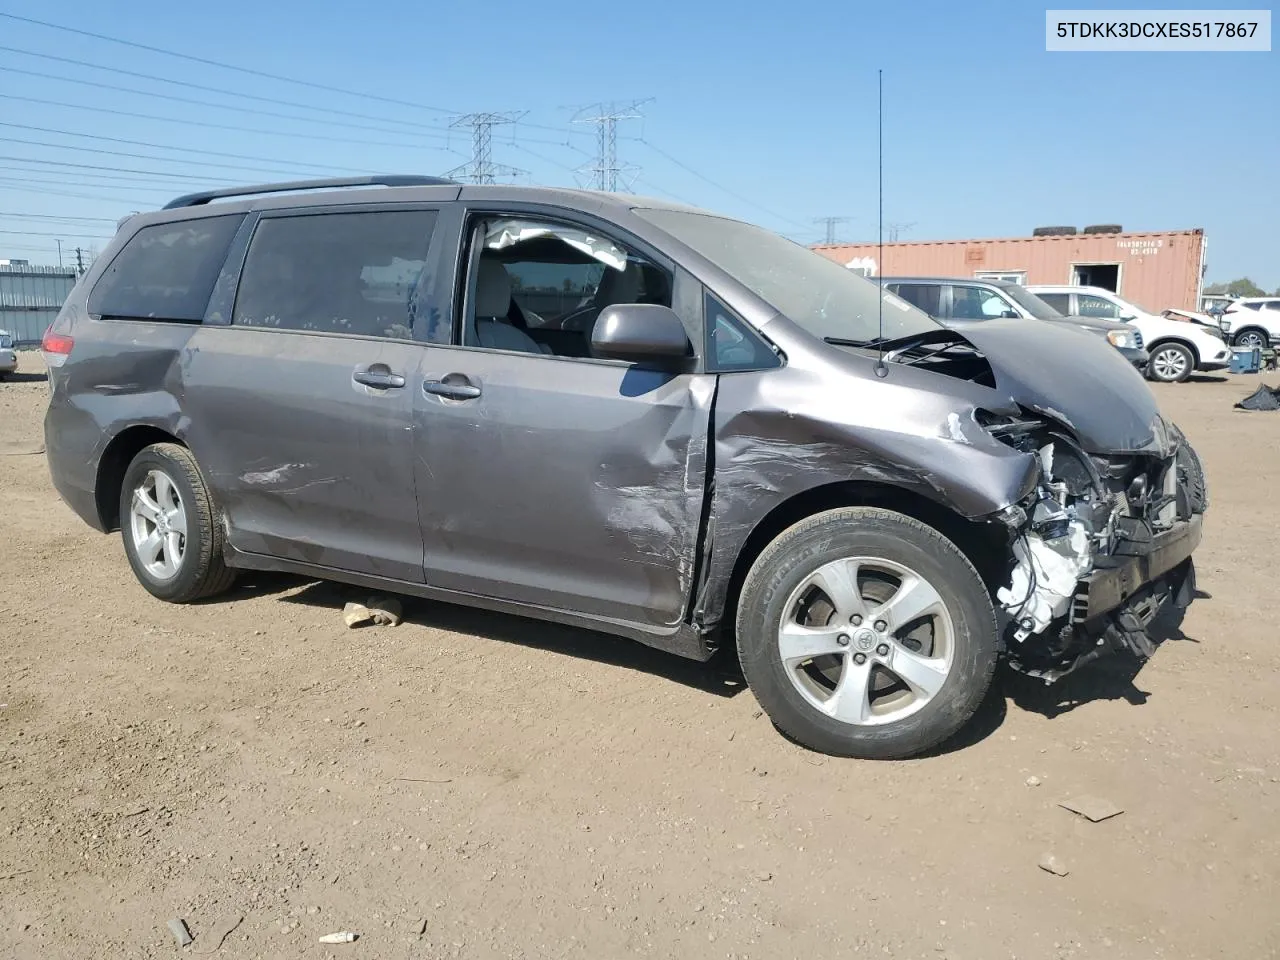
0;1;1276;287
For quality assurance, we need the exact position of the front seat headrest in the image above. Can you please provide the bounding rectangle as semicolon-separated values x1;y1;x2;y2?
475;259;512;318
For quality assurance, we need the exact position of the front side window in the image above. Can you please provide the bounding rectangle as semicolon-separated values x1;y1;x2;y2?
951;286;1014;321
462;216;673;358
635;208;938;345
1076;293;1122;319
233;210;437;339
88;215;243;322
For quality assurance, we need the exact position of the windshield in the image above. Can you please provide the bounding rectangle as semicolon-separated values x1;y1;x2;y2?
635;209;940;344
1002;284;1062;320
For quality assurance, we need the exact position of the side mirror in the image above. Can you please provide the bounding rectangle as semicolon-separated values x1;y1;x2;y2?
1000;309;1020;320
591;304;691;365
1119;312;1137;321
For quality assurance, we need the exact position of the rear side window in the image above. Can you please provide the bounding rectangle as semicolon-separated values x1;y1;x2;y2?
88;215;243;322
233;210;437;340
891;283;942;316
1036;292;1070;314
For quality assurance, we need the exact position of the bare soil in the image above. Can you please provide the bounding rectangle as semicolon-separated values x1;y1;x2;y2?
3;350;1278;960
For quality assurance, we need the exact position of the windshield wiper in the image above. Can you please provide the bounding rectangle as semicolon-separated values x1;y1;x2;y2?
823;336;889;348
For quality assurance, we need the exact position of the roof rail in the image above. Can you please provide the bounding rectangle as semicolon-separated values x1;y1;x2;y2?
162;175;456;210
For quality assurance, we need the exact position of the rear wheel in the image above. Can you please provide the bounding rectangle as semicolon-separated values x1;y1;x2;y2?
1147;342;1194;383
119;442;236;602
1232;328;1268;350
736;507;998;760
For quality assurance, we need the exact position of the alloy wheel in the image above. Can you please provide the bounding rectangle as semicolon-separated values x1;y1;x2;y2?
777;556;955;726
128;469;188;580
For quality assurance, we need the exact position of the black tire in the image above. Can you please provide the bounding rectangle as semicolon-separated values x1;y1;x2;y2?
1231;327;1269;350
736;507;998;760
1146;341;1194;383
119;442;236;603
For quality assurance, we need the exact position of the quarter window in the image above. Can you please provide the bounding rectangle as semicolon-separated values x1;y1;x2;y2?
705;292;779;371
88;215;243;322
233;210;438;340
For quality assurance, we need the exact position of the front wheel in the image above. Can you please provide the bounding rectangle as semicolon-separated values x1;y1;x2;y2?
119;442;236;603
736;507;998;760
1147;342;1194;383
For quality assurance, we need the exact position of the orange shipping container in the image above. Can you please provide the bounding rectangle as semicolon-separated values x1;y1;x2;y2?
812;229;1205;312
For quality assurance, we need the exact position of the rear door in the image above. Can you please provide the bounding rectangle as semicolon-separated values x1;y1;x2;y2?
183;204;446;582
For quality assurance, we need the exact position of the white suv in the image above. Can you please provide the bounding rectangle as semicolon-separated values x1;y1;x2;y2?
1028;285;1230;383
1220;298;1280;350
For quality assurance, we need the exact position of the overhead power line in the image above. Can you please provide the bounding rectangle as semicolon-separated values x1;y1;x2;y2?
0;12;461;116
0;212;118;223
815;216;854;244
0;155;247;184
0;136;370;179
634;138;812;232
0;66;466;142
0;45;459;134
0;165;240;188
0;122;361;174
0;228;113;239
0;179;153;205
0;95;460;153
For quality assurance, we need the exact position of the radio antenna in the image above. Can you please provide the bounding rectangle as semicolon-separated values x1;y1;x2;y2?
874;68;888;379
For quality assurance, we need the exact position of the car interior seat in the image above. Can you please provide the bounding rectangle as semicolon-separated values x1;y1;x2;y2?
472;259;547;354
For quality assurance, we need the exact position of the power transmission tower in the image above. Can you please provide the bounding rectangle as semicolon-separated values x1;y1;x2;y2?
885;221;917;243
571;99;650;192
443;112;528;184
815;216;853;244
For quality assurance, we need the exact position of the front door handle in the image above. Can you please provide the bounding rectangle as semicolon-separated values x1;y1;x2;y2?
423;377;481;401
353;364;405;389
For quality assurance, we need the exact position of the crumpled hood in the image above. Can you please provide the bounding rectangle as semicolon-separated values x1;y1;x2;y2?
957;319;1168;456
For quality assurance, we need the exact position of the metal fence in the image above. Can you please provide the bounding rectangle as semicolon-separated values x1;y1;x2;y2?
0;264;78;346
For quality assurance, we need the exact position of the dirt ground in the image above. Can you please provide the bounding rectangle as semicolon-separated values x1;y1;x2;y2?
2;349;1277;960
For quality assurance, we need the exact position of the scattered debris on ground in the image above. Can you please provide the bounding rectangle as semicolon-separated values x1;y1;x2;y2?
318;931;359;943
1026;775;1042;787
1038;853;1070;877
342;596;403;628
1235;384;1280;411
1059;796;1125;822
167;918;193;947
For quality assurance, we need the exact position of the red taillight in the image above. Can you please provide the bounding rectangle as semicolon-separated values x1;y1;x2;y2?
41;328;74;367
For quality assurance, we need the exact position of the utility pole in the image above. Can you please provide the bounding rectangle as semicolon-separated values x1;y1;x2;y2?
814;216;853;245
443;112;528;184
75;246;84;276
885;221;916;243
56;238;63;268
571;100;650;192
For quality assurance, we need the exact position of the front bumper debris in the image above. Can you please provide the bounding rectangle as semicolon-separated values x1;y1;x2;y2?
992;416;1207;682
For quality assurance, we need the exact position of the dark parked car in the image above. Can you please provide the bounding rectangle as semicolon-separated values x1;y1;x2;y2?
882;276;1149;370
43;177;1207;759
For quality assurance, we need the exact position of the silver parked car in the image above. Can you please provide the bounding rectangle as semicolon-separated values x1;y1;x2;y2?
43;177;1207;759
0;328;18;379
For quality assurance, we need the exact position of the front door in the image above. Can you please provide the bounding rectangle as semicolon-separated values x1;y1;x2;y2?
183;206;443;582
416;211;713;627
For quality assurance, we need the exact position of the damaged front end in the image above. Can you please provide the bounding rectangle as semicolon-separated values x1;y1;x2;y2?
984;412;1207;682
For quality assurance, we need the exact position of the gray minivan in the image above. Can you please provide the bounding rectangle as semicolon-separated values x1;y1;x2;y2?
43;177;1206;759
